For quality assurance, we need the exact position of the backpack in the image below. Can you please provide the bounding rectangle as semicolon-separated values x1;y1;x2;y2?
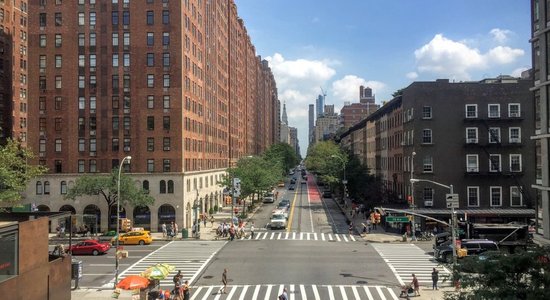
173;275;179;284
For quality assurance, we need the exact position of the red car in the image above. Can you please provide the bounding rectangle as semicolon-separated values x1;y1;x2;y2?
68;239;111;256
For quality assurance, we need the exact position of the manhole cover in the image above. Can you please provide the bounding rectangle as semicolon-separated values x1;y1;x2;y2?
203;275;214;279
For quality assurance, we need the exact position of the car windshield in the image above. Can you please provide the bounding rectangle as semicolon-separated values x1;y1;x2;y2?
272;214;285;220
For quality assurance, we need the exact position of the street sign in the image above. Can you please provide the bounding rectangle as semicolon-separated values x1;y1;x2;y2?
386;216;410;223
446;193;459;208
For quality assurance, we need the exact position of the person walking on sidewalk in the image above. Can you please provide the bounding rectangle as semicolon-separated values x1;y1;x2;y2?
432;267;439;290
250;222;255;239
210;216;215;227
219;268;228;294
411;273;420;296
182;280;191;300
161;223;167;238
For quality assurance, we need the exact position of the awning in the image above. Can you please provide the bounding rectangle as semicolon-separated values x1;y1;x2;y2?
405;208;535;217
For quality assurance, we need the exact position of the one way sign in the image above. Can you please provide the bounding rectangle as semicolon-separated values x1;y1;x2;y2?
446;193;459;208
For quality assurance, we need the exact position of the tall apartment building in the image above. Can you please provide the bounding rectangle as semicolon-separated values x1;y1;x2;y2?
316;94;324;118
340;85;379;129
25;0;278;232
531;0;550;239
340;77;535;226
314;104;339;142
308;104;314;146
0;0;28;145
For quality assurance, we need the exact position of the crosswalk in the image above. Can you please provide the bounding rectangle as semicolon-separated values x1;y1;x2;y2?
371;243;452;287
188;284;399;300
237;231;360;243
107;241;226;287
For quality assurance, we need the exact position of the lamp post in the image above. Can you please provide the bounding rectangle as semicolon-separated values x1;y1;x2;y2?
410;151;416;241
115;155;131;288
194;189;200;238
331;154;347;200
410;178;457;265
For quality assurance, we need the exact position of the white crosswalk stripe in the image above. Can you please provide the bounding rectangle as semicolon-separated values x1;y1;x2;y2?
108;241;226;288
372;243;452;287
243;231;360;243
188;284;398;300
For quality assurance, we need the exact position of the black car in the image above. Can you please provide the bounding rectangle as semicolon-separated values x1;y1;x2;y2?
434;239;498;263
290;178;296;184
279;199;290;208
288;184;295;190
322;191;332;198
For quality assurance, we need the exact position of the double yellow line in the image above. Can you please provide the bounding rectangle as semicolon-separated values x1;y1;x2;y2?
285;187;300;232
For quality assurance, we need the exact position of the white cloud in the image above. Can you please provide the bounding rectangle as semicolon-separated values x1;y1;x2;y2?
332;75;385;107
413;34;524;80
490;28;512;44
406;72;418;79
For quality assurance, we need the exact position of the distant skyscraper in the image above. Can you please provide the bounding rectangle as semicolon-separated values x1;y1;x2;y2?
282;102;288;125
308;104;314;145
316;94;325;118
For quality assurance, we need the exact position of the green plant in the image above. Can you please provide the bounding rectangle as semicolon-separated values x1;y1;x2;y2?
209;207;214;215
214;205;219;213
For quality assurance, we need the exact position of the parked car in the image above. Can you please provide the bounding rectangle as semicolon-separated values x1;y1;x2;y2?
278;199;290;209
67;239;111;255
111;230;153;245
322;191;332;198
277;181;285;187
263;192;275;203
434;239;499;263
288;184;295;190
270;211;287;229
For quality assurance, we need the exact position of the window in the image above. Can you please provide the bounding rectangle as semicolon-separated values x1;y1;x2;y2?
467;186;479;207
143;180;150;192
423;156;433;172
147;95;154;108
39;13;47;27
55;13;62;26
510;186;523;206
490;186;502;206
147;53;154;66
89;12;96;26
122;11;130;25
162;10;169;24
167;180;174;193
147;32;154;45
36;182;43;195
112;138;119;151
112;33;119;46
466;127;478;143
55;97;62;110
89;33;96;46
163;137;170;151
78;12;85;26
508;103;520;117
55;139;62;152
489;154;501;172
488;104;500;118
422;129;432;144
422;106;432;119
78;33;85;46
78;75;85;88
160;180;166;194
112;54;119;67
55;161;62;173
465;104;477;118
55;76;62;89
146;11;154;24
123;33;130;46
79;97;85;109
61;181;67;194
466;154;479;172
163;52;170;66
78;139;85;152
488;127;501;143
112;11;119;25
90;96;96;111
147;138;154;151
123;53;130;67
44;181;50;194
423;187;433;202
79;55;85;67
163;74;170;87
55;34;62;47
163;116;170;130
90;138;97;152
147;116;154;130
39;34;46;47
163;96;170;109
509;127;521;143
510;154;522;172
90;54;96;67
147;74;154;87
78;160;85;173
147;159;154;172
163;159;171;172
89;160;97;173
163;32;170;45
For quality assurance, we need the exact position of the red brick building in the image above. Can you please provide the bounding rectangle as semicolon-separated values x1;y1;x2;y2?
25;0;279;232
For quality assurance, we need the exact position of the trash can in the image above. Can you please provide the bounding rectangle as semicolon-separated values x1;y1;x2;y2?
181;228;188;239
71;259;83;289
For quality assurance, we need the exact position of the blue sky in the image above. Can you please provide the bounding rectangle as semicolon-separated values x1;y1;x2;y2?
233;0;531;157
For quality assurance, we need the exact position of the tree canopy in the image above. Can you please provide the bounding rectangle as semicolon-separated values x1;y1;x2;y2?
263;142;300;176
0;139;46;204
304;141;346;185
64;168;154;208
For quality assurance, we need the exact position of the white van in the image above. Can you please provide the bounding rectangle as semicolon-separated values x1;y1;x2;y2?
263;192;275;203
270;210;287;229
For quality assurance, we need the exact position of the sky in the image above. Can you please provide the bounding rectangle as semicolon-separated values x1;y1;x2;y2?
233;0;532;157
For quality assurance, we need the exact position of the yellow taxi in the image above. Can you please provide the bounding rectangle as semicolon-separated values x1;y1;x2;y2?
111;230;153;245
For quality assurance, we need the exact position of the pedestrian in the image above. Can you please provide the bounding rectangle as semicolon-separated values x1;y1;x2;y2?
278;287;288;300
182;280;191;300
219;268;228;294
203;215;207;228
162;223;167;238
411;273;420;296
169;222;175;238
348;222;354;235
250;222;255;239
172;270;182;299
229;225;235;241
432;268;439;290
210;216;215;227
192;222;197;238
174;222;179;238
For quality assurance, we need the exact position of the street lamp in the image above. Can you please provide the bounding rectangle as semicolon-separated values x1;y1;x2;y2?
115;155;131;288
410;178;457;265
331;154;347;200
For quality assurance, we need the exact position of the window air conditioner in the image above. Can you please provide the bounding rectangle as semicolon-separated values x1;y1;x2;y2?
467;167;478;172
424;201;433;207
123;146;130;152
510;112;520;117
467;138;478;144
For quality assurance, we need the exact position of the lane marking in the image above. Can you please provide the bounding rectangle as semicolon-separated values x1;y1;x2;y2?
286;187;299;232
264;285;273;300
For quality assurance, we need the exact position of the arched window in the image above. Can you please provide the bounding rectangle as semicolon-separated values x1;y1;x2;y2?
44;181;51;195
60;181;67;194
160;180;166;194
143;180;150;193
167;180;174;194
36;181;43;195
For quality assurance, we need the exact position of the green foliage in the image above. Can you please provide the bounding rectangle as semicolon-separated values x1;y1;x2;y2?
392;88;404;98
263;142;299;176
445;245;550;300
0;139;46;204
235;156;281;197
304;141;343;178
64;168;154;208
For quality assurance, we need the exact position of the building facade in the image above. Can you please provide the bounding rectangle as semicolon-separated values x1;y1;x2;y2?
25;0;278;232
340;85;379;129
531;0;550;239
308;104;314;146
0;0;28;145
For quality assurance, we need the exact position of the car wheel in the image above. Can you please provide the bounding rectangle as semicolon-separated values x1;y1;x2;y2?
92;249;99;256
139;240;145;245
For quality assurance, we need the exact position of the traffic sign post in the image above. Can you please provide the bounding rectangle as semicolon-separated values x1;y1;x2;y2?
386;216;410;223
446;193;459;208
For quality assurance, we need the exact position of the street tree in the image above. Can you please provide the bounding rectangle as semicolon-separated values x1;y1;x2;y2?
64;168;155;209
0;139;46;204
235;156;281;200
304;141;345;185
263;142;300;176
445;245;550;300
